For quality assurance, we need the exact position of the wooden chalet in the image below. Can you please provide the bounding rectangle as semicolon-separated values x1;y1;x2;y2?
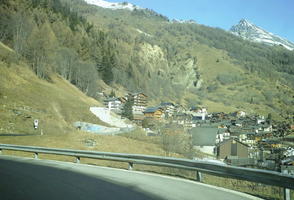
143;107;164;119
129;92;148;114
133;114;145;126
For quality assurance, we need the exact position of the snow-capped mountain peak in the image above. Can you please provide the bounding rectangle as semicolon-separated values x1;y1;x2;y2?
238;19;253;27
230;19;294;51
84;0;141;11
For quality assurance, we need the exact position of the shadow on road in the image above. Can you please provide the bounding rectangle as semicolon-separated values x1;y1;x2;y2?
0;158;164;200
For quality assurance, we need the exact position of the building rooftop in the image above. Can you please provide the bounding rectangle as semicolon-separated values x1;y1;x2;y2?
104;97;126;103
129;92;148;97
189;127;218;146
160;102;175;106
104;97;120;102
143;107;163;113
216;138;249;147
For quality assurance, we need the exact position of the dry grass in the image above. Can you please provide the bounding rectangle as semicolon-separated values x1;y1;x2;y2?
0;61;108;135
203;174;286;200
0;42;15;64
202;99;237;113
0;131;165;155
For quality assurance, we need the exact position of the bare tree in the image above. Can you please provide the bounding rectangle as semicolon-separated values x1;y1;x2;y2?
70;60;99;97
11;12;34;60
26;22;58;79
55;47;78;80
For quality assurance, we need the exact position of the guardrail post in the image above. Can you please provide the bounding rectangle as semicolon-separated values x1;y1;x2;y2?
76;157;80;164
128;162;133;170
196;171;202;182
34;152;38;159
282;166;291;200
284;188;291;200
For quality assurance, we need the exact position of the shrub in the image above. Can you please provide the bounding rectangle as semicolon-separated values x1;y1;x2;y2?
207;84;219;92
217;72;244;85
262;90;275;102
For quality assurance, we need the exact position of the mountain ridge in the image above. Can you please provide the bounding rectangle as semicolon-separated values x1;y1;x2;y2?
1;0;294;122
83;0;294;50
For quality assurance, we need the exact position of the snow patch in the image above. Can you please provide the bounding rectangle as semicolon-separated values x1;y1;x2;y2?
84;0;141;11
90;107;133;128
171;19;197;24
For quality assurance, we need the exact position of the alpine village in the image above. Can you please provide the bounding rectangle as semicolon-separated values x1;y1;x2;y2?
0;0;294;199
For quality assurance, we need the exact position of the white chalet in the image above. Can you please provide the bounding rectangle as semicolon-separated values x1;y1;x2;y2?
104;97;126;114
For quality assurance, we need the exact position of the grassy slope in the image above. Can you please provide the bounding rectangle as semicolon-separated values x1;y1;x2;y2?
0;43;108;135
0;62;107;135
0;43;168;158
182;43;292;119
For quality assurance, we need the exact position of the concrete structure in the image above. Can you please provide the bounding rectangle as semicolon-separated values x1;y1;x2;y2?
189;127;218;155
73;121;133;135
216;139;249;159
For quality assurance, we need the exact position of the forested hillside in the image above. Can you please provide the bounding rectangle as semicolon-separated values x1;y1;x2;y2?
1;0;293;121
1;0;118;97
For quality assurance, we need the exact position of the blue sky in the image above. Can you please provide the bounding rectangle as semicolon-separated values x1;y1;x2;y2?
120;0;294;42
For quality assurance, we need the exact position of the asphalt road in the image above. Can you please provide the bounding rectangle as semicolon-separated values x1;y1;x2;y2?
0;155;259;200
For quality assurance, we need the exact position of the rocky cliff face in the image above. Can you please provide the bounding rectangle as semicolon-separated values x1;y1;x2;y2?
127;43;200;99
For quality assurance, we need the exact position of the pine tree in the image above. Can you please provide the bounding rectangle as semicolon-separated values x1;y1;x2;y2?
267;113;272;124
121;98;134;120
109;90;116;97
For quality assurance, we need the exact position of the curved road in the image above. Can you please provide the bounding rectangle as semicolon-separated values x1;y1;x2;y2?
0;155;259;200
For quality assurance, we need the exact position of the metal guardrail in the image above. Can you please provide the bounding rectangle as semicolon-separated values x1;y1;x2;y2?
0;144;293;197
